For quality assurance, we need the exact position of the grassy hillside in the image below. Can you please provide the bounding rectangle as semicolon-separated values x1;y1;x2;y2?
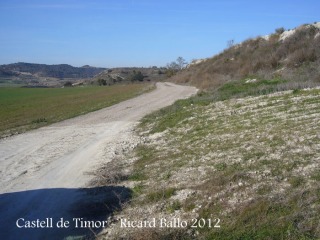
0;83;153;138
171;22;320;91
99;86;320;239
93;22;320;239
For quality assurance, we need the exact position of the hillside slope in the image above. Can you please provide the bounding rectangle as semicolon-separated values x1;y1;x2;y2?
172;22;320;91
0;62;105;79
93;22;320;239
0;62;106;87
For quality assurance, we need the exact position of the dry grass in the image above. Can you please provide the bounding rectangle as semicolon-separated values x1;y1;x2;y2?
171;24;320;91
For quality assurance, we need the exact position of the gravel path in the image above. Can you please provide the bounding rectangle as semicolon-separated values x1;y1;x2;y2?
0;82;197;239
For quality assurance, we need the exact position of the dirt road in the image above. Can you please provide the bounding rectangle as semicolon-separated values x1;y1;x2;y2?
0;82;197;239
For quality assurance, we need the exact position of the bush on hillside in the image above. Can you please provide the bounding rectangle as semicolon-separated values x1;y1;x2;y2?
97;78;107;86
130;71;144;82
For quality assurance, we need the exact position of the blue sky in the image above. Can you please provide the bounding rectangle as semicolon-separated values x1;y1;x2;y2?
0;0;319;67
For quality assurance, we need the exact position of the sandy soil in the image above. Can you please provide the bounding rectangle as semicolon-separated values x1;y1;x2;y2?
0;82;197;240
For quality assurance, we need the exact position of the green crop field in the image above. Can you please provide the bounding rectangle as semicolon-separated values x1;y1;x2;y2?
0;84;153;138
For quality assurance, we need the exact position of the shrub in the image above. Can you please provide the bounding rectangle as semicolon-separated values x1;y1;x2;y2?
63;81;73;87
167;200;181;213
146;188;176;202
131;71;144;82
275;27;285;34
288;49;317;67
32;118;47;124
97;78;107;86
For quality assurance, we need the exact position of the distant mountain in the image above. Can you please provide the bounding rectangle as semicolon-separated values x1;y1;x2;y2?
171;22;320;91
0;63;169;87
0;62;106;79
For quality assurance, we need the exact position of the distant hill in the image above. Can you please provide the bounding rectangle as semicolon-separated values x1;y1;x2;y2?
93;67;168;85
171;22;320;92
0;63;169;87
0;62;106;79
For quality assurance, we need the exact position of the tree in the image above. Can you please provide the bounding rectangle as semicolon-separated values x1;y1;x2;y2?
227;39;235;48
166;61;180;70
166;57;188;70
165;57;188;77
176;57;187;70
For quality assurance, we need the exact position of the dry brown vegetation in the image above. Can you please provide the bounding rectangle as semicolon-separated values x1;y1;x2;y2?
171;23;320;91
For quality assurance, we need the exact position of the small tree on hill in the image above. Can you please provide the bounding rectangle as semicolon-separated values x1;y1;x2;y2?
176;57;187;70
275;27;285;34
97;78;107;86
165;56;188;77
227;39;235;48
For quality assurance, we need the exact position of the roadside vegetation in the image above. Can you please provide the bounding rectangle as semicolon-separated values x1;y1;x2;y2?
0;83;153;138
89;23;320;239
